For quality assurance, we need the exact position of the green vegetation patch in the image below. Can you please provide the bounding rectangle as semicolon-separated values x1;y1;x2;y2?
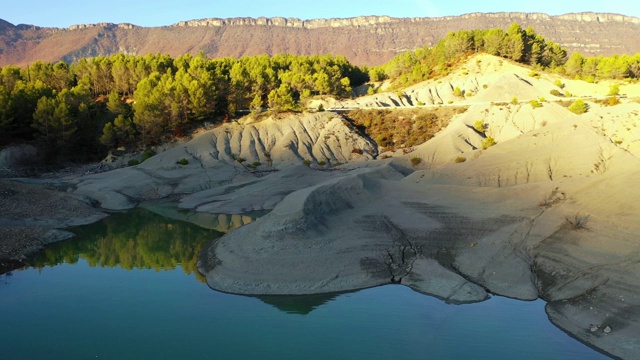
568;99;588;114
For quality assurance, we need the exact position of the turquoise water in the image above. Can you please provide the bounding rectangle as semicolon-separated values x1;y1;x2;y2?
0;210;608;360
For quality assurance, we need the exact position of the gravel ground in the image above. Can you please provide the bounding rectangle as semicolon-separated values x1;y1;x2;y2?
0;179;106;273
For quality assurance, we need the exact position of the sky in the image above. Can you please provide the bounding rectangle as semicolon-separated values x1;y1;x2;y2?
2;0;640;28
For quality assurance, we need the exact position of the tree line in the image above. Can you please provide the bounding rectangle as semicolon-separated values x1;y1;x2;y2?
373;23;640;88
373;23;567;87
0;52;365;159
2;22;640;161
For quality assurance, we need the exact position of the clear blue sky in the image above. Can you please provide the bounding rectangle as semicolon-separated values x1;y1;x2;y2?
3;0;640;28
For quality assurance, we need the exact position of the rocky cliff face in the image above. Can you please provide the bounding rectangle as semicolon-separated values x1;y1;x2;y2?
2;12;640;66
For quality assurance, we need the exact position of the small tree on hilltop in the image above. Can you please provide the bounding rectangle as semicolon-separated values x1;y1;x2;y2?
553;79;565;89
473;120;486;133
268;84;296;113
482;136;497;149
530;99;543;108
250;94;263;114
568;99;588;114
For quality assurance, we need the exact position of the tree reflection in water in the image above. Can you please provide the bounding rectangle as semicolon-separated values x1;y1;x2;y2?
256;292;345;315
26;208;224;283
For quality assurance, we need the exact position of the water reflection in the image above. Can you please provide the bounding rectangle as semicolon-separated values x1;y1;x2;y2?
142;201;259;233
257;292;342;315
25;208;222;283
17;207;339;315
0;210;612;359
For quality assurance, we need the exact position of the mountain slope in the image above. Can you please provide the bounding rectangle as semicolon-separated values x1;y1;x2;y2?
2;12;640;66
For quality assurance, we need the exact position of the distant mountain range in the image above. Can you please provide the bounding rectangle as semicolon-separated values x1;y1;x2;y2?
2;12;640;67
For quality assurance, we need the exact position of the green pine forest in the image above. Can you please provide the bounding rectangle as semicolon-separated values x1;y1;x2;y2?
2;23;640;161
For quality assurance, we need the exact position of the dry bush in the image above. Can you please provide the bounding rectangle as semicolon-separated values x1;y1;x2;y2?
566;213;590;229
347;107;467;151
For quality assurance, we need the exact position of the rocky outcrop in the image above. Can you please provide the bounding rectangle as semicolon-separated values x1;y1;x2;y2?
173;15;399;29
68;22;137;30
172;12;640;29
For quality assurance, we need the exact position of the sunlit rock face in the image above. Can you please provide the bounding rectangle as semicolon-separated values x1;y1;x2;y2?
3;12;640;67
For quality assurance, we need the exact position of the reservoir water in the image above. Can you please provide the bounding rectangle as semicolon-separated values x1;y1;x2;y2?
0;209;609;359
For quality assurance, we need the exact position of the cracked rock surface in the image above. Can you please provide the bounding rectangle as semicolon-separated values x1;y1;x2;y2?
198;164;545;303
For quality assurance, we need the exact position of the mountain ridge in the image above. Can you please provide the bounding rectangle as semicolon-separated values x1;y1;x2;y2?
8;12;640;30
2;12;640;66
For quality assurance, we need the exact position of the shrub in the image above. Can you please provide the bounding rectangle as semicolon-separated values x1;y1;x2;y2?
608;96;620;106
482;136;497;149
568;99;588;114
455;156;467;163
539;97;546;102
252;161;261;167
410;157;422;166
530;99;543;108
528;70;540;78
375;134;388;147
178;158;189;166
566;212;590;229
553;79;565;89
550;89;563;97
453;87;463;97
141;149;156;162
511;97;519;105
482;84;488;89
608;84;620;96
303;159;312;166
564;91;573;97
236;156;246;163
128;159;140;166
318;104;325;112
318;160;326;166
473;120;486;133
